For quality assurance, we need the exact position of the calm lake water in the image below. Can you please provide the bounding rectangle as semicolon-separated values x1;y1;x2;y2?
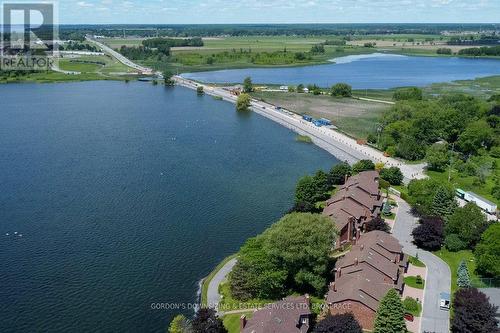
182;53;500;89
0;82;338;332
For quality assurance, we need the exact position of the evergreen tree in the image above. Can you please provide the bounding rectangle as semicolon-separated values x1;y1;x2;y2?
457;260;471;288
373;289;407;333
431;186;457;217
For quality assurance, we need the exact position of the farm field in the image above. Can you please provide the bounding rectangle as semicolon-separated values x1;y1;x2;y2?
58;54;138;76
251;91;389;139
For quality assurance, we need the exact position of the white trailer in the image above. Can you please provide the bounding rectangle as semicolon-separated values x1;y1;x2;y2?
463;191;497;214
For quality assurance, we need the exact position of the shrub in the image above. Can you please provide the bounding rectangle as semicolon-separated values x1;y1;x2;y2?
313;313;362;333
365;217;390;233
403;297;420;315
445;234;468;252
393;87;423;101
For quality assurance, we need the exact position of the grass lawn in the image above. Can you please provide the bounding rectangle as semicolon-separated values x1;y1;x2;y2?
223;312;254;333
200;254;238;307
251;91;389;139
409;255;426;268
59;59;103;73
434;248;484;292
404;276;425;289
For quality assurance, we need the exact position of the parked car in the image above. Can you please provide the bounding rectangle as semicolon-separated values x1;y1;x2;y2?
440;292;450;310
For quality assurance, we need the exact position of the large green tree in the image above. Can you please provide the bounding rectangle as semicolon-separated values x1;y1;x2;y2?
474;223;500;277
445;203;490;249
229;213;337;300
457;120;495;156
373;289;407;333
380;167;404;185
191;308;227;333
236;93;251;112
328;162;352;185
330;83;352;97
426;143;450;171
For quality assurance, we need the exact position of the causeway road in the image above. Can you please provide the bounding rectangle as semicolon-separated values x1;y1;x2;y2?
174;76;426;182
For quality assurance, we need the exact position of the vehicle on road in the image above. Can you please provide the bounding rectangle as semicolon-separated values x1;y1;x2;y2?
440;292;451;310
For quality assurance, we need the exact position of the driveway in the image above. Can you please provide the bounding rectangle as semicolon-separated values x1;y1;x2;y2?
392;198;451;333
206;258;238;312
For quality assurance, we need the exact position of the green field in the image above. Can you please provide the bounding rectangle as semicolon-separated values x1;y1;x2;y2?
251;91;389;139
59;54;137;75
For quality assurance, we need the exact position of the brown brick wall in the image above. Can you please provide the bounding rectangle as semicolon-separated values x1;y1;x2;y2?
329;301;376;331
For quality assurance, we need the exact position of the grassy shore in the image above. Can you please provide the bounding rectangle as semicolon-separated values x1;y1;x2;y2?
200;254;238;307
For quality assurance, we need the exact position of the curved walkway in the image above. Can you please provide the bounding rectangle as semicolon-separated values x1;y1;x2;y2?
392;198;451;333
206;258;238;312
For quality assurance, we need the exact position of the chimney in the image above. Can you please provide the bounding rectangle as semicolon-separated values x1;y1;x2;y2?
240;315;247;331
333;283;337;292
337;268;341;278
360;244;364;250
305;294;311;307
354;258;359;266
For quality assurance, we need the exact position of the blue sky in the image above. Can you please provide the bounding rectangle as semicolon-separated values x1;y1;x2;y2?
60;0;500;24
